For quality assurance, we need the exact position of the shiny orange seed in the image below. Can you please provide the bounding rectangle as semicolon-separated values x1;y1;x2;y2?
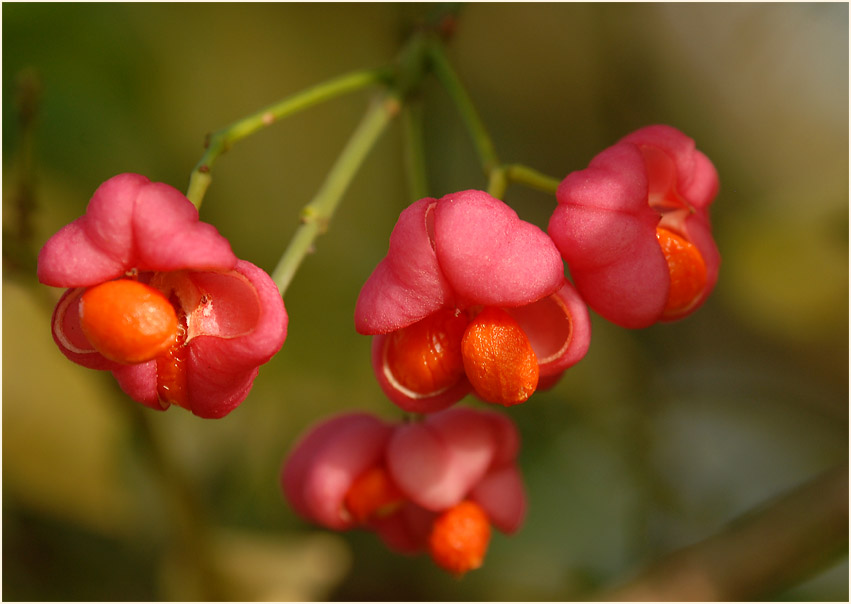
428;500;491;576
343;466;405;525
461;306;538;406
656;227;708;319
385;308;469;396
79;279;178;365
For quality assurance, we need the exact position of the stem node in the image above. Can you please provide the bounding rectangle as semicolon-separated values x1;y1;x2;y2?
270;94;398;296
185;67;390;209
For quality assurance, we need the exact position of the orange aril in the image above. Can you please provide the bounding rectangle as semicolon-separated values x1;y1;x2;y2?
79;279;178;364
156;311;189;410
428;500;491;576
344;465;404;525
461;307;538;406
656;227;707;319
385;308;469;395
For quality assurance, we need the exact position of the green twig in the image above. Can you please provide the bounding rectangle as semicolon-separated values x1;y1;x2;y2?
425;38;500;176
506;163;562;195
487;167;509;200
126;402;225;600
271;94;400;296
426;40;562;200
185;67;391;209
401;100;430;200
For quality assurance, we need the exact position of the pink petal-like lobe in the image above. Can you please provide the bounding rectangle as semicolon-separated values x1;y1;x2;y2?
39;174;287;418
38;173;237;288
550;126;719;327
433;190;564;308
281;413;392;530
355;199;453;334
386;408;496;511
506;281;591;376
469;463;526;534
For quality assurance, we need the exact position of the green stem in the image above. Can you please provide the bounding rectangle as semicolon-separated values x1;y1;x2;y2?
185;67;391;209
426;40;564;201
271;94;399;296
487;167;509;200
126;402;224;600
506;163;562;195
401;100;430;200
425;38;500;175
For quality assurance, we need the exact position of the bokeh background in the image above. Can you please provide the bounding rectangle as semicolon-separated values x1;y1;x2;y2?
3;2;848;601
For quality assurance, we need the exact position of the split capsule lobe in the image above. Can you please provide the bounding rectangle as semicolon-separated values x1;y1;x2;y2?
385;306;539;406
385;308;469;396
345;469;493;576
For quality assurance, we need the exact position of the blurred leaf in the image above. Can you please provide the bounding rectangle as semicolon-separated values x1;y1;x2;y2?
2;281;134;536
720;200;848;344
159;528;351;601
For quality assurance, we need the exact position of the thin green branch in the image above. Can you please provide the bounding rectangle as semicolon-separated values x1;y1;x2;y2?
401;100;430;200
185;67;391;209
487;167;509;200
425;40;562;200
490;164;561;200
506;163;562;195
126;402;225;600
271;94;400;296
425;38;500;175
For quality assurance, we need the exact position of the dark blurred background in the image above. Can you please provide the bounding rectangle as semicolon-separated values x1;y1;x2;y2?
3;3;848;601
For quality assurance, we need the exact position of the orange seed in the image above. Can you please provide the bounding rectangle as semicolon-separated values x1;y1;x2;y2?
428;500;491;576
461;306;538;406
79;279;179;364
385;308;469;396
656;227;708;319
344;466;404;525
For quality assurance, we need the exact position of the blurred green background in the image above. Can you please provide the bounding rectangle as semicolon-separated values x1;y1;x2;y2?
3;2;848;601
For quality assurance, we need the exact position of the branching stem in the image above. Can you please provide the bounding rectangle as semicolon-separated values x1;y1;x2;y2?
426;39;500;179
506;163;561;195
426;39;562;199
185;67;391;209
270;94;399;296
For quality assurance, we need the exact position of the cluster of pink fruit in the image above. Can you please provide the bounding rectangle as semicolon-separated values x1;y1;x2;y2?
37;124;718;574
